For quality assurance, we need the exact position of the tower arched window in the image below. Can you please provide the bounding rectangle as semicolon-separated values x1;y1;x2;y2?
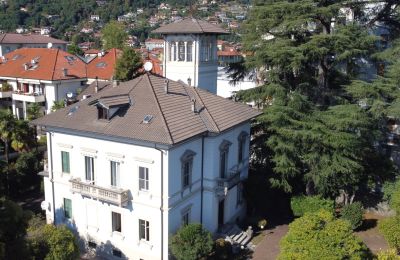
170;41;176;61
178;41;185;61
187;41;193;62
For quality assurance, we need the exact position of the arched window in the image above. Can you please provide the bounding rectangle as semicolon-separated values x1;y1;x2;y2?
170;41;176;61
178;41;185;61
187;41;193;62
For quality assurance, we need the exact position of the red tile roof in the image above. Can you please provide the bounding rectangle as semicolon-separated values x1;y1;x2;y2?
84;49;101;55
0;33;67;44
145;38;164;43
0;48;86;81
218;49;241;57
86;48;122;80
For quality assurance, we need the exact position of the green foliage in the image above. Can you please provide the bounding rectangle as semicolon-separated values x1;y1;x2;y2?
340;202;363;230
51;100;65;112
11;119;35;152
279;210;371;260
115;47;143;81
67;44;84;56
214;238;232;259
383;179;400;213
378;217;400;252
101;21;128;50
290;196;334;217
0;199;31;260
27;103;43;121
26;214;49;259
0;83;12;92
377;249;400;260
170;223;214;260
11;151;41;195
43;225;79;260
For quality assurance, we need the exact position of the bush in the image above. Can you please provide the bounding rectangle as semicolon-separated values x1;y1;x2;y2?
279;210;371;260
377;249;400;260
383;179;400;213
291;195;335;217
340;202;363;230
170;223;213;260
1;83;12;92
214;238;232;259
378;217;400;252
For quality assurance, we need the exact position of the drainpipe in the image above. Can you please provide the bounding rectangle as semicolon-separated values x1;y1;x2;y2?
200;135;205;224
155;145;165;260
48;132;56;224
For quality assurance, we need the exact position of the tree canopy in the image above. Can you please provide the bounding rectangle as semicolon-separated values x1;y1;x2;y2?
101;21;128;50
115;47;143;81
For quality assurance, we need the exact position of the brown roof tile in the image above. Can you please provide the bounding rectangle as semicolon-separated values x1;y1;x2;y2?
152;18;228;35
0;33;67;44
33;74;261;145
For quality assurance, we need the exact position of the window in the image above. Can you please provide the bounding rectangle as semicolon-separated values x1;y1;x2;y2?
237;184;243;206
187;41;193;62
97;106;108;120
63;198;72;219
112;212;121;232
170;41;176;61
61;151;70;173
178;41;185;61
110;161;120;187
139;219;150;241
219;140;232;178
181;150;196;189
112;249;122;258
139;166;149;191
238;132;248;163
85;156;95;184
182;209;190;226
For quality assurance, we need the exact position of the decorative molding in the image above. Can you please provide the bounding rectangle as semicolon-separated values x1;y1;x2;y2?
80;147;98;157
57;143;73;149
133;157;154;164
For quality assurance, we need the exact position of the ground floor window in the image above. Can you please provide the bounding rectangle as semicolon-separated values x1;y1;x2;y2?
112;212;122;232
139;219;150;241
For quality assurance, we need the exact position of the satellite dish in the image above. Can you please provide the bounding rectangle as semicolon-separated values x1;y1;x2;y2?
144;61;153;72
47;42;53;49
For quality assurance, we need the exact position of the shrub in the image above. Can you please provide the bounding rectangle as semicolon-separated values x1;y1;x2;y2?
340;202;363;230
170;223;213;260
377;249;400;260
1;83;12;92
383;179;400;213
279;210;371;260
214;238;232;259
378;217;400;252
291;195;335;217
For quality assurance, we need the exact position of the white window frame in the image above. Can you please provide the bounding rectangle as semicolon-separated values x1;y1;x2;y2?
139;166;149;191
112;211;122;233
110;160;120;187
139;219;150;241
85;156;95;184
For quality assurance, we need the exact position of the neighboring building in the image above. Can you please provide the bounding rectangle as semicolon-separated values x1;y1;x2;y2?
83;49;101;60
0;48;86;119
86;48;122;83
90;15;100;22
34;73;260;259
218;47;242;66
0;33;67;56
153;18;228;94
145;38;164;50
217;67;257;99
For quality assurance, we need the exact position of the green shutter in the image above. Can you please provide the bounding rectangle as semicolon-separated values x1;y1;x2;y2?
61;151;70;173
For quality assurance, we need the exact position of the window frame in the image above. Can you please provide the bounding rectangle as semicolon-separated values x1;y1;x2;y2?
186;41;193;62
85;156;95;184
180;150;196;189
178;41;185;61
139;219;150;241
219;140;232;178
61;151;70;173
63;198;72;219
110;161;120;187
237;132;248;164
139;166;149;191
112;211;122;233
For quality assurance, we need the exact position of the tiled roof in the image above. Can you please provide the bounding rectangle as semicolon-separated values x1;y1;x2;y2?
86;48;122;80
218;49;241;56
33;74;261;145
145;38;164;43
0;33;67;44
76;80;113;100
84;49;101;55
152;18;228;35
0;48;86;81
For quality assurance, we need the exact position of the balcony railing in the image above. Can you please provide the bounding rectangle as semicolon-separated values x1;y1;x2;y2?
215;165;242;196
0;91;12;98
70;178;129;207
12;92;45;103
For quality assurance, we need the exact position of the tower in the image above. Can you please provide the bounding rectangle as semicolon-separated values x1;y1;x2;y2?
153;19;228;94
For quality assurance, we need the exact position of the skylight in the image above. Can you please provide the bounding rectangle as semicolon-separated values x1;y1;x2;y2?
64;56;76;62
67;105;79;116
96;62;107;68
143;115;153;124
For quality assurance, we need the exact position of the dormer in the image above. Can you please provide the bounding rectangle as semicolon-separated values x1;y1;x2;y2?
94;94;131;120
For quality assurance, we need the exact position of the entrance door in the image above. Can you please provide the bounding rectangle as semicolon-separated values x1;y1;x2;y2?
218;199;225;227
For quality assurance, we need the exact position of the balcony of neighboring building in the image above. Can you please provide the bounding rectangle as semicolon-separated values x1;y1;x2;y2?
0;82;12;98
12;83;45;103
69;178;129;207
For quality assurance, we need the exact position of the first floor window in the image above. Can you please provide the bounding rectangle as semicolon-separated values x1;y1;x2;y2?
182;160;192;188
112;212;122;232
110;161;120;187
63;198;72;219
85;156;94;183
182;210;190;226
139;219;150;241
61;151;70;173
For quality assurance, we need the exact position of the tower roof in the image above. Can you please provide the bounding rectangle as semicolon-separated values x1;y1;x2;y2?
152;18;228;35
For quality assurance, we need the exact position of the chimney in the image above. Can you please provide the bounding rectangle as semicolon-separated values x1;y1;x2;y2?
62;68;68;77
95;77;99;93
187;77;192;87
164;79;169;94
191;98;196;113
24;63;29;70
113;79;120;88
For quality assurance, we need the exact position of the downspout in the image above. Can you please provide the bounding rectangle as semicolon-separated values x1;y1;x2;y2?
200;135;205;224
48;132;56;224
194;35;198;88
155;145;165;260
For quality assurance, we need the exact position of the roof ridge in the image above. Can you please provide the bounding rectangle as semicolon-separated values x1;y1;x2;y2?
194;19;205;33
145;74;174;144
191;86;220;133
51;48;59;80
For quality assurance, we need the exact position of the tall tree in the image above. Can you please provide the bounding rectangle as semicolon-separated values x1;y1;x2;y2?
0;109;16;196
101;20;128;50
115;47;143;81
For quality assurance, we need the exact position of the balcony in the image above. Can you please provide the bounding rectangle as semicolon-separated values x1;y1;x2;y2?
70;178;129;207
0;91;12;98
12;92;45;103
215;165;242;196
